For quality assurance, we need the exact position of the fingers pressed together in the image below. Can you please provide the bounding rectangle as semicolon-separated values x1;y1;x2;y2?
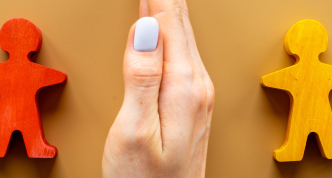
102;0;215;177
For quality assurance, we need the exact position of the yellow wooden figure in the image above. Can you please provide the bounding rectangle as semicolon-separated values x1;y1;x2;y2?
261;19;332;162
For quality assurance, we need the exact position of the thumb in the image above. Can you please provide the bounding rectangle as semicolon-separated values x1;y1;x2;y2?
102;18;163;171
121;17;163;127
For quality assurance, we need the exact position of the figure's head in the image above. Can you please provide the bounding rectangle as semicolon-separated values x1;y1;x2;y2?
285;19;328;59
0;18;42;57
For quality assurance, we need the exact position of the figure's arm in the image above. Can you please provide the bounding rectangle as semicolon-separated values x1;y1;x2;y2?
39;66;67;87
261;67;294;90
325;65;332;89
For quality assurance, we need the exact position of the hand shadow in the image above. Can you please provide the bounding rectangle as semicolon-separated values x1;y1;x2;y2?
0;79;66;178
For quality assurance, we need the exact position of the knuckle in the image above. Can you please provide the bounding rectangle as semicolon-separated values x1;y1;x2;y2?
207;82;215;111
120;121;160;150
151;1;183;23
125;59;162;88
179;65;195;80
171;0;183;16
171;10;184;25
132;132;149;147
158;2;183;24
121;128;150;149
205;123;211;139
207;81;215;102
172;67;208;108
191;80;208;107
166;64;194;84
127;58;161;77
202;74;215;110
178;0;189;17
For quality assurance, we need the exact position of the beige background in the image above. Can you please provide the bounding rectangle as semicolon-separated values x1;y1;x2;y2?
0;0;331;177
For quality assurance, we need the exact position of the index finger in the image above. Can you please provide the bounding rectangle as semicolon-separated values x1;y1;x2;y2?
139;0;149;17
146;0;193;67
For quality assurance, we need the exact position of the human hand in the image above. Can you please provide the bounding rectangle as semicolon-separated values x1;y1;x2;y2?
102;0;214;177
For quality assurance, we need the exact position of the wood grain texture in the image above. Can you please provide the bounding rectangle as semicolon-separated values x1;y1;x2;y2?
261;19;332;162
0;18;67;158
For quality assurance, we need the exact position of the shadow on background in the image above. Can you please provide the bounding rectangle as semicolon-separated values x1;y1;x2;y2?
275;133;332;178
38;82;66;115
0;131;56;178
262;87;290;119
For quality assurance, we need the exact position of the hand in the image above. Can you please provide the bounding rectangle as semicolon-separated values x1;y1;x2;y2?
102;0;215;177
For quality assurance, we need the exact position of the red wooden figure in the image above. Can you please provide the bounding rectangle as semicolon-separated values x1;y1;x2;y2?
0;18;67;158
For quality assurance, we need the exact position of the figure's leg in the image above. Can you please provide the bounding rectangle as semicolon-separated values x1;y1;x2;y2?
18;102;58;158
314;132;332;159
0;129;13;157
314;113;332;159
309;102;332;159
273;116;309;162
20;120;57;158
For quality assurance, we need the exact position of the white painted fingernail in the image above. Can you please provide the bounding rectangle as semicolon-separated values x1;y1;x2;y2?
134;17;159;51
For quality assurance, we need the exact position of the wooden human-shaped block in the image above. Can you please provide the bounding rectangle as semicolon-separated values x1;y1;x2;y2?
261;19;332;162
0;18;67;158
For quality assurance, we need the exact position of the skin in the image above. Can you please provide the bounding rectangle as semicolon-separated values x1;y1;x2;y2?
102;0;215;177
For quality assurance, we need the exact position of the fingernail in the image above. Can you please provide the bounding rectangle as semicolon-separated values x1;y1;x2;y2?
134;17;159;51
